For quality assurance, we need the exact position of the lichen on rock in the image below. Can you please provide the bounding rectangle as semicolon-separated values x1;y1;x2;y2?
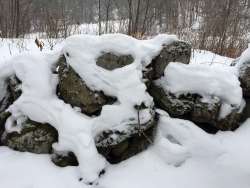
2;119;58;154
96;52;134;70
147;41;191;80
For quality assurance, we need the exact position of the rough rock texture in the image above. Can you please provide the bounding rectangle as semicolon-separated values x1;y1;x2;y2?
0;112;11;145
2;120;58;154
237;63;250;122
217;110;241;131
242;98;250;121
148;83;239;133
148;83;193;118
57;56;116;116
51;152;79;167
239;66;250;98
0;76;22;144
191;97;221;125
95;112;157;164
96;53;134;70
147;41;191;80
52;111;157;166
0;76;22;113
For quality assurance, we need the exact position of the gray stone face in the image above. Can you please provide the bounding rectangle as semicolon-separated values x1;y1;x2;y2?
148;41;191;80
96;53;134;70
2;120;58;154
57;56;116;116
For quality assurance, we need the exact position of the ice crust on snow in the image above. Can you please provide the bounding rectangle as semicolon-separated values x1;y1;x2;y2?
0;34;177;183
157;62;243;118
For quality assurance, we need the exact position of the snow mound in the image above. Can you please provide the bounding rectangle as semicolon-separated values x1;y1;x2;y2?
157;63;243;117
0;34;177;183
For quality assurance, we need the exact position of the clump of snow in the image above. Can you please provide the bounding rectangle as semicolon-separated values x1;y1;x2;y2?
157;63;243;118
0;34;177;183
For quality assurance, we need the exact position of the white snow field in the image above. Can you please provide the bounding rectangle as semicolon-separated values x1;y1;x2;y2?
0;34;250;188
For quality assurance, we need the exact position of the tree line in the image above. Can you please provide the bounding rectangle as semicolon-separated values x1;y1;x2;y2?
0;0;250;57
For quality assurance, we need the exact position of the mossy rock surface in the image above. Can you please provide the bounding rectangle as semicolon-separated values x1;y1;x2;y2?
57;56;116;116
0;112;11;145
148;41;191;80
96;53;134;70
148;82;240;133
2;120;58;154
96;116;157;164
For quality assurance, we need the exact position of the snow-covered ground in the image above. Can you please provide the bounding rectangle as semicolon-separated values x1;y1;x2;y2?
191;49;234;65
0;35;250;188
1;114;250;188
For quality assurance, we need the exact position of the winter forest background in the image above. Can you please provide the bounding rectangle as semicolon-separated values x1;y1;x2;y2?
1;0;250;57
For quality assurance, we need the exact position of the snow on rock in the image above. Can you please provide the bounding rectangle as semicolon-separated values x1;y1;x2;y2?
157;62;243;118
148;40;191;79
0;34;178;183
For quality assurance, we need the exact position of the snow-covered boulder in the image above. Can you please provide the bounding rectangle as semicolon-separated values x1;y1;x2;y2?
147;41;191;80
57;56;116;115
0;34;181;183
0;76;21;144
150;63;244;132
55;34;162;164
